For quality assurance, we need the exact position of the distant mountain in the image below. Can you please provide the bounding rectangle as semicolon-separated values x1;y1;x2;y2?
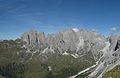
0;28;119;78
21;28;106;60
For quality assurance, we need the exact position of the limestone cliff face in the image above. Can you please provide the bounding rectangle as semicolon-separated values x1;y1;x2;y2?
21;29;106;60
21;30;37;45
88;35;120;78
21;30;46;48
62;29;79;51
38;32;46;48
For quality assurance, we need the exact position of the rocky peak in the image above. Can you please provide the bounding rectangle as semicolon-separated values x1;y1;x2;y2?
21;29;37;45
109;35;119;51
21;28;106;55
38;32;46;48
21;29;46;48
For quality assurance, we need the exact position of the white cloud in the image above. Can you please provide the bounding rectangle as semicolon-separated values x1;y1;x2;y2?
91;29;97;32
72;28;79;32
111;27;117;31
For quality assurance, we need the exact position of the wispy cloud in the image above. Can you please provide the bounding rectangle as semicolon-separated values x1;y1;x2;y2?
91;29;97;32
110;27;117;31
0;0;27;18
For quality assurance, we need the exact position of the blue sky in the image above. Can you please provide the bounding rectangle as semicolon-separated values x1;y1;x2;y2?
0;0;120;39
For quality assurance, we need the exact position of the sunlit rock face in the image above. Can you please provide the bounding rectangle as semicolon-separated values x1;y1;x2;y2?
62;29;79;51
21;30;46;48
38;32;46;48
21;29;106;61
46;34;57;47
21;30;38;46
88;35;120;78
109;35;119;51
46;29;79;52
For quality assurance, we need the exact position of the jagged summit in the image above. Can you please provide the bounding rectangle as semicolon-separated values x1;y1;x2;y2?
21;28;106;60
21;28;105;51
21;29;46;48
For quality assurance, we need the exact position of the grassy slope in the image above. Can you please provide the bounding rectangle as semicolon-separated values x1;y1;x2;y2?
103;65;120;78
0;40;95;78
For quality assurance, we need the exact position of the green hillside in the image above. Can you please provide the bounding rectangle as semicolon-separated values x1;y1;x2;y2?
103;65;120;78
0;39;95;78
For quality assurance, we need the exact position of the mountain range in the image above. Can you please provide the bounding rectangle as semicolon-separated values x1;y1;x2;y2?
0;28;119;78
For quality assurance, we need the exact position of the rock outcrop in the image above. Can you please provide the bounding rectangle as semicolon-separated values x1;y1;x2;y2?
21;28;106;60
21;29;46;48
88;35;120;78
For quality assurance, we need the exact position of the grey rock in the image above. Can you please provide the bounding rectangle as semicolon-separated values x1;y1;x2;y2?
21;29;38;46
21;28;106;61
21;29;46;48
38;32;46;48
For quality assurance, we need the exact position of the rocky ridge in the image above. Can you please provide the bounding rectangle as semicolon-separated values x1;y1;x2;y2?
21;28;106;61
21;28;120;78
